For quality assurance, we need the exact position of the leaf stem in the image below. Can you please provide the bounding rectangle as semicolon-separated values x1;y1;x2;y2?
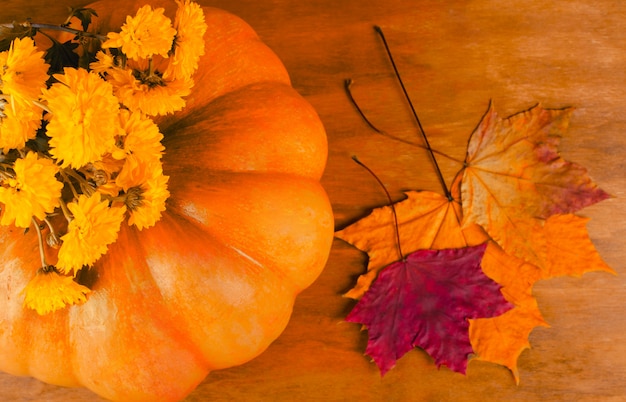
344;79;383;134
344;78;464;165
352;155;404;261
373;25;451;200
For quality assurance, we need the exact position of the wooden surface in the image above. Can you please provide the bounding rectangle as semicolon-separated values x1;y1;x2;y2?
2;0;625;400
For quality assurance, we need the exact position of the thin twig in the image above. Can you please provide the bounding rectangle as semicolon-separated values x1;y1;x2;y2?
58;199;73;222
352;155;404;261
31;218;48;269
344;78;465;165
344;79;384;133
0;22;107;41
374;25;451;200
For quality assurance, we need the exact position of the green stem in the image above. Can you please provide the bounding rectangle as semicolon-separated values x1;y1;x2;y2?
43;217;55;234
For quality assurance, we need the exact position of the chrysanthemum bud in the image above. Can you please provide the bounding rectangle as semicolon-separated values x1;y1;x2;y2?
46;231;62;248
93;169;109;186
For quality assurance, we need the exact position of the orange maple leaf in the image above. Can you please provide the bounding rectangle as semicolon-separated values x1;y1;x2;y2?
542;214;615;278
460;103;610;270
462;221;547;382
335;191;466;299
465;213;614;381
336;190;547;378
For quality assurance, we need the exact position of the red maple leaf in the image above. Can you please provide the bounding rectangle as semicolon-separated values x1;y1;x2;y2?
346;243;512;375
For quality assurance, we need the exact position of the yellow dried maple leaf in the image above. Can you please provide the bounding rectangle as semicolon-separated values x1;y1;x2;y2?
460;103;610;269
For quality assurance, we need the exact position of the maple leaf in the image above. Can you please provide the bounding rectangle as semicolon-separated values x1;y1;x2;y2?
346;244;512;375
336;191;466;299
460;103;610;268
464;224;547;382
466;215;613;381
425;205;549;381
44;39;79;75
542;214;615;278
336;190;547;377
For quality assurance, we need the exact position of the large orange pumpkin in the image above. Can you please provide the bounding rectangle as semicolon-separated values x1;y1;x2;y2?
0;1;333;400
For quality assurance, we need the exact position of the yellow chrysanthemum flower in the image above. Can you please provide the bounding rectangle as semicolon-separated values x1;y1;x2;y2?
0;152;62;228
113;109;164;161
22;268;90;315
0;98;42;153
102;5;176;61
164;0;207;80
0;37;49;107
123;164;169;230
112;109;164;183
56;192;126;275
43;67;121;168
89;50;116;74
106;63;192;116
114;154;149;195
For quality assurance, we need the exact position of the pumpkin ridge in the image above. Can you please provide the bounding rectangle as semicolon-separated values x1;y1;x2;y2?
164;169;333;291
135;211;297;370
0;228;81;387
161;82;303;131
161;81;327;179
68;223;210;401
161;189;292;286
100;224;219;354
153;10;291;130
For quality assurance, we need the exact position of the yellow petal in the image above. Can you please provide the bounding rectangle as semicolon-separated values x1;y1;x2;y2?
22;269;90;315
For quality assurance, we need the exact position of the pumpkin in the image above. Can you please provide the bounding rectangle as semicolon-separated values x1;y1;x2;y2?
0;1;333;401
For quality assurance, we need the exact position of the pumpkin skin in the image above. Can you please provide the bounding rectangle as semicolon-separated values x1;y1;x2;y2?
0;2;333;401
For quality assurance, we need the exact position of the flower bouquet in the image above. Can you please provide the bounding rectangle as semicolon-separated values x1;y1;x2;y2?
0;1;333;400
